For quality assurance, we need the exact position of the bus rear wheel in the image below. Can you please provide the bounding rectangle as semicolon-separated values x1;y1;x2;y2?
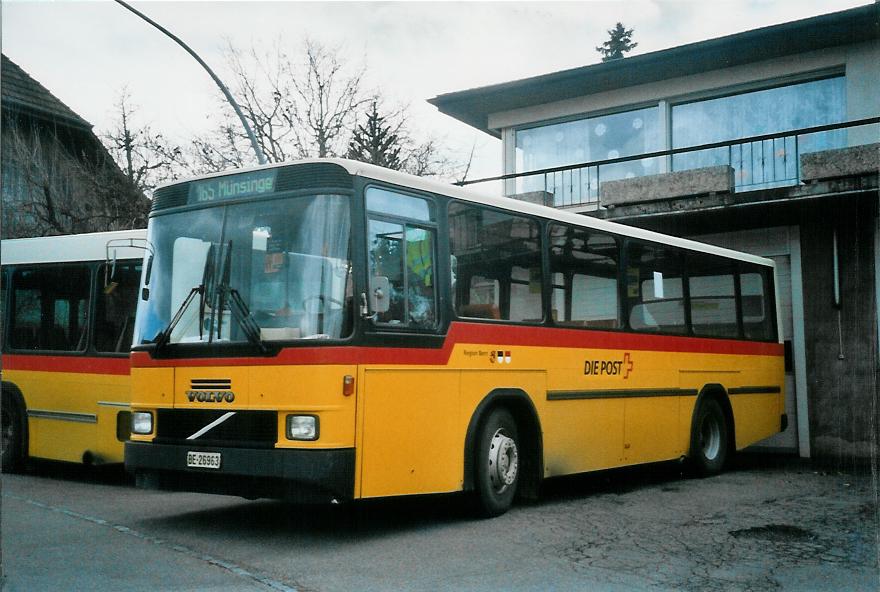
1;399;24;473
690;398;728;476
474;408;520;517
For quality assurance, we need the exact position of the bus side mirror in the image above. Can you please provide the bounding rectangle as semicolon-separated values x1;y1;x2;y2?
369;276;391;313
104;250;118;291
141;255;154;300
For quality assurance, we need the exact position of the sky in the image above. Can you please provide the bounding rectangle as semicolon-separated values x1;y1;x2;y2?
2;0;870;181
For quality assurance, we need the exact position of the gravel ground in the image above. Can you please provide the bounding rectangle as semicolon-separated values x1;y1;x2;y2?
1;453;877;591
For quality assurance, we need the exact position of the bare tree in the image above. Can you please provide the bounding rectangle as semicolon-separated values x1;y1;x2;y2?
190;38;370;172
1;116;149;239
185;38;469;182
103;88;186;195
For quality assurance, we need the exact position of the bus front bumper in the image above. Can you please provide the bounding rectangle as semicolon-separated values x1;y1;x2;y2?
125;441;355;503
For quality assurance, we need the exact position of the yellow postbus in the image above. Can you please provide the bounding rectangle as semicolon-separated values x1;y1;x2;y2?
2;230;145;470
125;160;784;516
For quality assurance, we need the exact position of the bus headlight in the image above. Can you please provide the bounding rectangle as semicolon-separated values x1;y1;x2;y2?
286;415;318;441
131;412;153;435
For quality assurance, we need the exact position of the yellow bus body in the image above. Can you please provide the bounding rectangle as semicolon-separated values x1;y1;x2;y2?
130;323;783;499
3;357;130;464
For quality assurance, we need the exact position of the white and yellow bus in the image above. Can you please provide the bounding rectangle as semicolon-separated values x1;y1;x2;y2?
126;160;784;516
2;230;145;470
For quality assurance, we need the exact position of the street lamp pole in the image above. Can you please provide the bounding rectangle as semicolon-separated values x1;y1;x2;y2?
113;0;267;165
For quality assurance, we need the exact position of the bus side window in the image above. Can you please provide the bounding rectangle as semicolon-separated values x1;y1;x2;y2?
366;187;438;330
96;262;143;353
687;253;737;338
10;266;90;352
626;241;686;334
448;201;542;322
0;270;7;346
549;223;621;329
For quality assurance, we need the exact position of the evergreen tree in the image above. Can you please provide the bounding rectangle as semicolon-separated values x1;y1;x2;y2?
346;101;403;170
596;22;638;62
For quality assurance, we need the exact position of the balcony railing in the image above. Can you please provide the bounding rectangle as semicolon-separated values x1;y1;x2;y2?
457;118;879;209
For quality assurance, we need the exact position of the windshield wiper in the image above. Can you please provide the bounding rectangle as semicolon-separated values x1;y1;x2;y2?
152;285;203;352
213;239;270;354
221;284;270;354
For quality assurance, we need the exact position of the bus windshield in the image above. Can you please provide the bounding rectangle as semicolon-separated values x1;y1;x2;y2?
134;194;352;346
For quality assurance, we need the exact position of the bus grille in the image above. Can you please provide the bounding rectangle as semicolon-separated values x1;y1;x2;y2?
155;410;277;449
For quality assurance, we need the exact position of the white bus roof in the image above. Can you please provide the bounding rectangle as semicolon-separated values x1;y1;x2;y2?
155;158;775;269
1;229;147;266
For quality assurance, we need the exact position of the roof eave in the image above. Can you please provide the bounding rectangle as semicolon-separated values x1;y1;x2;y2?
428;4;880;136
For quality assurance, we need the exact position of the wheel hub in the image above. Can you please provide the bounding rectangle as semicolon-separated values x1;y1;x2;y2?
700;416;721;460
487;428;518;493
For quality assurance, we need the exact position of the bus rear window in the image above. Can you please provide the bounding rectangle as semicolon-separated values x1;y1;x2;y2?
741;266;775;341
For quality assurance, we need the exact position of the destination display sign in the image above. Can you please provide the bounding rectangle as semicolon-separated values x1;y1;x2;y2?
188;169;278;204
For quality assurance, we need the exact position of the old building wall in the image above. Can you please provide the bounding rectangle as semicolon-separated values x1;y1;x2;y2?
799;196;878;468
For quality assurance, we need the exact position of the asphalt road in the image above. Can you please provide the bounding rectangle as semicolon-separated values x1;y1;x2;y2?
1;455;877;591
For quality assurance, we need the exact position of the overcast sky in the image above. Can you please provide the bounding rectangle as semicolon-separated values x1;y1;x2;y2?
2;0;869;180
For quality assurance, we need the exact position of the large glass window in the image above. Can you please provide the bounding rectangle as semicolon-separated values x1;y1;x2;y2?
515;106;661;204
549;224;620;328
626;242;685;334
366;187;437;329
672;76;846;187
134;194;352;346
10;266;90;351
449;202;542;322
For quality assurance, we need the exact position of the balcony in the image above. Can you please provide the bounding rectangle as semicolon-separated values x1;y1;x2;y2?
459;118;879;213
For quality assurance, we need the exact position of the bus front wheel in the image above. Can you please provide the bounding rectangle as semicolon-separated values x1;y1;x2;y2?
1;398;24;473
690;398;728;476
474;407;520;517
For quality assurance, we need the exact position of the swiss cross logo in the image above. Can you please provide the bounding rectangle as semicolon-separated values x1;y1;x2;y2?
623;352;634;379
583;352;635;378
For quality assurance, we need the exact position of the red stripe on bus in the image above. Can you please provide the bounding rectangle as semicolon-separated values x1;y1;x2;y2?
130;322;783;368
2;354;131;376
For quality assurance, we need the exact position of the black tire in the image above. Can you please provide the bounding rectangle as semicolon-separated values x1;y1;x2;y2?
474;408;520;517
690;397;729;476
1;397;25;474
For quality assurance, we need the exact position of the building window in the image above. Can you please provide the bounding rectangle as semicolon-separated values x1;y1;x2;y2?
672;76;846;189
514;106;661;206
